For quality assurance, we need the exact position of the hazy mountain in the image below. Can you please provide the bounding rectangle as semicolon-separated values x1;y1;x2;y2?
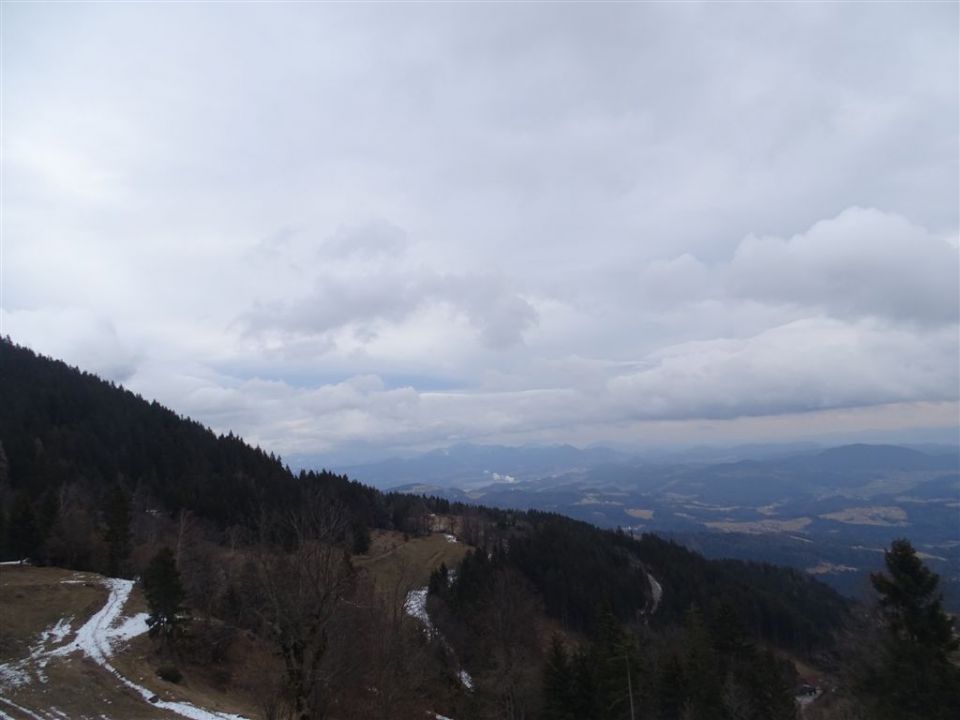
338;439;960;608
325;442;632;489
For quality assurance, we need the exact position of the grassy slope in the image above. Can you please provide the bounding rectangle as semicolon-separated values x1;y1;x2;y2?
0;529;467;720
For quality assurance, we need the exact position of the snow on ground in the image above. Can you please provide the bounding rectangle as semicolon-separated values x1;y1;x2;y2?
647;572;663;615
797;688;823;707
404;588;435;637
0;615;76;689
443;534;458;543
0;662;30;689
404;586;473;692
0;697;46;720
1;575;248;720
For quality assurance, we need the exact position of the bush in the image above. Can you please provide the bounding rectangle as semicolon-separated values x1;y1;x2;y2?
156;665;183;683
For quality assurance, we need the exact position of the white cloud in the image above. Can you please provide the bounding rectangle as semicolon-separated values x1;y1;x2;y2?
607;318;958;420
3;2;957;458
1;308;141;383
726;208;958;325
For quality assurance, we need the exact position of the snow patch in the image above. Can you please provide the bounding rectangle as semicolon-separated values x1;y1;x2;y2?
0;616;75;688
43;618;73;645
404;588;435;637
106;612;150;644
3;575;247;720
443;533;459;544
0;697;45;720
647;572;663;615
405;587;473;692
0;663;30;690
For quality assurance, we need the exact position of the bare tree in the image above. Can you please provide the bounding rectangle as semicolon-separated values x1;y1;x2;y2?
360;557;437;720
253;494;360;719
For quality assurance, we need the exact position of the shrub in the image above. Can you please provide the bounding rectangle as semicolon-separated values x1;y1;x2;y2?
156;665;183;684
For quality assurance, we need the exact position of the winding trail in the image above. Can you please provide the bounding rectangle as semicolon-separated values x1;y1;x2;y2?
0;576;248;720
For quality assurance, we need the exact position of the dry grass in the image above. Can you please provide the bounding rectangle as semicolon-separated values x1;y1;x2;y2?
0;531;473;719
819;506;909;526
0;565;270;720
354;530;471;599
705;517;812;534
0;565;104;661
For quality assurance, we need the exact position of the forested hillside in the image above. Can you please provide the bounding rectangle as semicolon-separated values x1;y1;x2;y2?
6;338;952;719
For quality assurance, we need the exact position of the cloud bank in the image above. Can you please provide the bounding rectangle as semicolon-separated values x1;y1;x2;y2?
3;2;957;461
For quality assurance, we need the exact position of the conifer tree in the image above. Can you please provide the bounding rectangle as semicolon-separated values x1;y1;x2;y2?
142;546;186;640
855;538;960;719
682;607;723;720
104;484;131;577
542;636;576;720
595;608;641;720
656;654;686;720
8;491;40;562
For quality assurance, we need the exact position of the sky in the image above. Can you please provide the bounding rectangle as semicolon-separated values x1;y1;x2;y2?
3;1;958;464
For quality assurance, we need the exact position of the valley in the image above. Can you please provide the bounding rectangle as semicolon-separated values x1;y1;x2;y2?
346;443;960;607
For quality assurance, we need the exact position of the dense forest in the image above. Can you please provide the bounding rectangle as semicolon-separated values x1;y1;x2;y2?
1;338;957;719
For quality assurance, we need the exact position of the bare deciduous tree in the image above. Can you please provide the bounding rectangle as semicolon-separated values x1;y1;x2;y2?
253;494;359;719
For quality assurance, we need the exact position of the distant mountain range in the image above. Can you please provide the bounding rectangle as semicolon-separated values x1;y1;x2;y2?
317;440;960;607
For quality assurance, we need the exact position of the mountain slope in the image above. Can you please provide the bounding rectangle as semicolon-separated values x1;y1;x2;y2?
0;339;860;718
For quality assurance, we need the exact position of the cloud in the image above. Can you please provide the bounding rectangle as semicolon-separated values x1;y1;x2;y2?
726;208;958;325
4;2;957;457
1;308;141;383
240;268;538;350
320;221;408;260
607;318;958;421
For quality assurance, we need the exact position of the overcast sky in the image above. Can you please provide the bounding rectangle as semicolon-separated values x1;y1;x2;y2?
3;1;958;463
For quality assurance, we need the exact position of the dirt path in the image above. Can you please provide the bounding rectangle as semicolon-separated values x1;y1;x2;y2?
0;572;247;720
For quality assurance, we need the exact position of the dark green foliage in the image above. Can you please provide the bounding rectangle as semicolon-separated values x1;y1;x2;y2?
542;636;576;720
682;608;723;720
871;539;956;654
538;604;798;720
0;340;389;550
656;654;685;720
142;547;186;639
853;538;960;720
428;562;448;596
0;340;299;528
351;519;371;554
156;664;183;683
104;483;131;577
8;491;40;561
505;515;653;633
627;532;849;656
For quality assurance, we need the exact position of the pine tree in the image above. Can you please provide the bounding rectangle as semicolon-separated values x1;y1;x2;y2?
681;607;723;720
594;607;640;720
104;484;132;577
656;654;686;720
142;546;186;640
8;491;40;562
542;635;576;720
855;538;960;719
